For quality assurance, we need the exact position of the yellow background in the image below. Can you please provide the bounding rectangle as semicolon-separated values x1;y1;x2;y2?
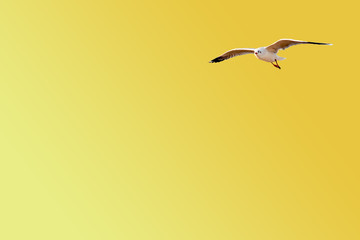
0;1;359;239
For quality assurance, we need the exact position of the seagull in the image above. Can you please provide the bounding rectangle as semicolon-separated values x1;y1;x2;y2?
209;39;332;69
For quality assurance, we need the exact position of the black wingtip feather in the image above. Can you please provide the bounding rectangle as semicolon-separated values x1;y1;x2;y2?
306;41;332;45
209;57;224;63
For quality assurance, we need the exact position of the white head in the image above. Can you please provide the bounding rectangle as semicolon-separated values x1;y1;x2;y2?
254;47;266;56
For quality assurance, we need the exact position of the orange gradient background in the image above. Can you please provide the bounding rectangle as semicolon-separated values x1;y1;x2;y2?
0;1;359;240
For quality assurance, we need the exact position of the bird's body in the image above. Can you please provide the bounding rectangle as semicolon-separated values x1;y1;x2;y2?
254;47;285;62
209;39;332;69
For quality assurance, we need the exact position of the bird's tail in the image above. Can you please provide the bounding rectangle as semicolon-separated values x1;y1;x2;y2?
277;56;286;61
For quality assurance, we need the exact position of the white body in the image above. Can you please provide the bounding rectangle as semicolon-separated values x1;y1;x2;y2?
254;47;285;62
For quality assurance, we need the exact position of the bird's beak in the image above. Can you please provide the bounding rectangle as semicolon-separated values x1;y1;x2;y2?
255;52;257;55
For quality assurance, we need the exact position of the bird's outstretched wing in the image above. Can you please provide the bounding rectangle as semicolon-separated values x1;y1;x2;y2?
209;48;255;63
266;39;332;53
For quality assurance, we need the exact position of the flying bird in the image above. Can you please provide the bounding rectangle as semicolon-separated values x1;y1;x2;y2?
209;39;332;69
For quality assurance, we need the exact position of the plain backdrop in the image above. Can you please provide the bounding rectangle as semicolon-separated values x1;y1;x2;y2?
0;1;359;240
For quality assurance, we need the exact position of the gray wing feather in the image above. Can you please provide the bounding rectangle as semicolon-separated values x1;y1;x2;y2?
266;39;332;53
210;48;255;63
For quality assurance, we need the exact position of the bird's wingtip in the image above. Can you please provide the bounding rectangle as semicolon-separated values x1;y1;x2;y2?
209;57;224;63
307;41;333;46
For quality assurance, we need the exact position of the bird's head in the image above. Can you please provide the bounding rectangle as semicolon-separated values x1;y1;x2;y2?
255;47;266;56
